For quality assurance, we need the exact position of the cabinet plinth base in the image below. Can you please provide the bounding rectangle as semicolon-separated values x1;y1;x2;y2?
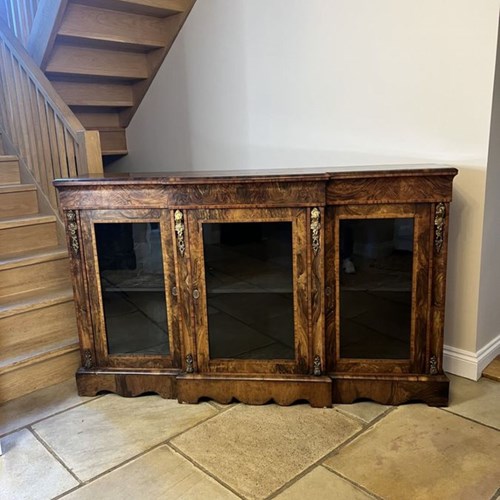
331;374;449;407
76;369;178;398
177;374;333;408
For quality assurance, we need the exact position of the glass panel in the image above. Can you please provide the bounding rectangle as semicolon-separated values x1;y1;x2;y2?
95;222;169;356
339;218;414;359
203;221;295;360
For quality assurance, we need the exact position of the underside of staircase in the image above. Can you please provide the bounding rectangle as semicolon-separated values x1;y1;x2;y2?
36;0;196;159
0;147;79;404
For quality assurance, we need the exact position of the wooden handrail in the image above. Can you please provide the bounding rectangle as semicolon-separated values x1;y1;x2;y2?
0;15;103;217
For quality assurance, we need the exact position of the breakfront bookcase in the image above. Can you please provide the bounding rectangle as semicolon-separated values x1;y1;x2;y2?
54;166;457;407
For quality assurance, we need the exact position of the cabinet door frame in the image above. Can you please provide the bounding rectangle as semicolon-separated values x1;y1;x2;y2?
328;203;431;374
81;209;181;369
187;207;320;375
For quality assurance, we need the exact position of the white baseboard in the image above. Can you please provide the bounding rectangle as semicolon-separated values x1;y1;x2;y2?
443;334;500;380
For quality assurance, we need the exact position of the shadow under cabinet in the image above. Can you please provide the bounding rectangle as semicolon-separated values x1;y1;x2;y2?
54;166;457;407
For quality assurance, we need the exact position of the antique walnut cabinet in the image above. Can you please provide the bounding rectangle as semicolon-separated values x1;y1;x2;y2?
54;166;457;407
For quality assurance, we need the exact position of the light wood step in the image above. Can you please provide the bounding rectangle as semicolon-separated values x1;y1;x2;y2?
0;341;80;404
0;247;70;298
0;156;20;185
0;184;38;218
0;214;58;254
46;44;150;80
58;3;171;50
483;355;500;382
51;80;134;107
98;128;128;155
0;286;77;364
74;0;189;18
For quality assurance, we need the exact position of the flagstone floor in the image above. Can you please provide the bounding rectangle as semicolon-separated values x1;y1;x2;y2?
1;374;499;500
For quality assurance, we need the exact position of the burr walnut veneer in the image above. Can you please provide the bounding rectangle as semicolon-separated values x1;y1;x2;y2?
54;166;457;407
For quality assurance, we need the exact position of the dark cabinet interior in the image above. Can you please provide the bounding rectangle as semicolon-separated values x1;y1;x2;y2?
55;167;457;407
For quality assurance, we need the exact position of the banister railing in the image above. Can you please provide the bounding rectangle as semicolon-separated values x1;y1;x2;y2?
0;0;39;47
0;16;103;219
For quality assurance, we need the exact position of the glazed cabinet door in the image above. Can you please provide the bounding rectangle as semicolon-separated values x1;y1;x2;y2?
184;207;324;375
81;209;181;369
326;204;432;374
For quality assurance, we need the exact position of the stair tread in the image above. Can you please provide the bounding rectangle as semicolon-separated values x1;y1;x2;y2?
0;339;79;374
0;213;56;230
0;155;18;162
0;246;68;271
0;183;36;193
102;149;128;156
58;3;170;50
0;284;74;319
75;0;187;17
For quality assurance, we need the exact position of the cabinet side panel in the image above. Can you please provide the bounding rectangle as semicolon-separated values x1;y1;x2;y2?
64;210;95;370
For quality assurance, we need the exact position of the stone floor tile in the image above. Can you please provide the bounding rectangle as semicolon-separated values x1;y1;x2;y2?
0;429;78;500
62;445;237;500
171;404;362;500
33;395;217;481
275;466;375;499
444;374;500;430
324;405;500;500
335;402;390;423
0;379;95;437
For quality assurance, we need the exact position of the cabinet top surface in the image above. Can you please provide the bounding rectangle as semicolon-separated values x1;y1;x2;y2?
54;164;458;187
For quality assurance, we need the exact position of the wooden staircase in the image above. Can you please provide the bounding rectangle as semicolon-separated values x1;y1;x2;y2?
0;0;197;403
0;152;79;404
33;0;196;158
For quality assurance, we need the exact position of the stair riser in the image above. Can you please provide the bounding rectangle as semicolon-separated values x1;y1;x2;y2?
0;257;70;298
46;45;149;80
0;160;21;184
0;222;58;254
0;301;78;363
0;190;38;218
0;349;80;404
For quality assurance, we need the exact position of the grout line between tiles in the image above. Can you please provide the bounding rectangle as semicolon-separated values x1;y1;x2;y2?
266;407;396;499
333;406;380;425
49;401;236;499
322;467;384;500
0;395;103;439
166;441;248;500
438;407;500;432
29;426;83;485
489;487;500;500
322;406;396;462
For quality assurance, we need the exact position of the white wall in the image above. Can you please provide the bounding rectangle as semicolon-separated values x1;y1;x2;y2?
477;22;500;355
113;0;500;373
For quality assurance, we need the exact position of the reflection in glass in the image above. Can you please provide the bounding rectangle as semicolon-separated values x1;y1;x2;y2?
339;218;414;359
203;222;295;360
95;222;169;356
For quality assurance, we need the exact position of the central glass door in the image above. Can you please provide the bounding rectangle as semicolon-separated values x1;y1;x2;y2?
190;209;310;374
203;221;295;360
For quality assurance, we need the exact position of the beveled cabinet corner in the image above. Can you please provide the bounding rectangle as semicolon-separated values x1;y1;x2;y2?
54;166;457;407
